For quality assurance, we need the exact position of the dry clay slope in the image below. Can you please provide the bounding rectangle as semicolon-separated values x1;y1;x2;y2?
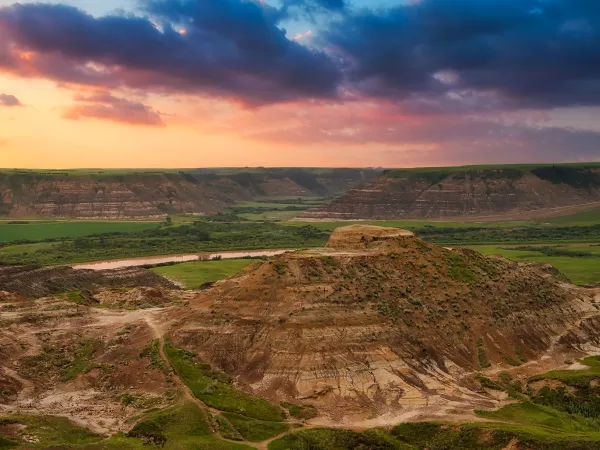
301;165;600;220
172;225;600;426
0;168;378;218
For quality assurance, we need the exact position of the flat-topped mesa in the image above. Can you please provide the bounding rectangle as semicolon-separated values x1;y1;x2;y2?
325;224;415;250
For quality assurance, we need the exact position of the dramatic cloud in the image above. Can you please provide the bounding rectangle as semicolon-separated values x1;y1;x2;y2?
1;0;599;112
0;1;341;105
63;92;164;126
0;93;21;107
223;100;600;164
328;0;600;110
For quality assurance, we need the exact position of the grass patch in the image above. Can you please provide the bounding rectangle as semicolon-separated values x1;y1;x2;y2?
0;436;16;448
476;401;600;434
477;338;490;369
529;356;600;388
61;338;106;382
216;416;243;441
222;412;288;442
0;415;102;447
164;339;285;421
515;346;529;363
281;402;318;420
151;259;255;289
0;221;159;244
126;403;253;449
464;244;600;285
0;221;328;266
139;339;169;375
268;428;409;450
548;209;600;226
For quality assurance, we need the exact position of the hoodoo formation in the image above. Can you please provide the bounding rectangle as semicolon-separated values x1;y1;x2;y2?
169;226;600;425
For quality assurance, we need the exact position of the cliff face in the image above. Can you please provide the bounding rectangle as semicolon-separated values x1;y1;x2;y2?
0;168;378;218
300;166;600;220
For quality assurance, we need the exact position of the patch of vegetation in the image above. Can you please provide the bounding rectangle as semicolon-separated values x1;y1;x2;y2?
515;346;528;363
62;338;107;381
532;166;600;189
392;422;514;449
281;402;318;420
0;221;329;266
0;436;16;448
164;339;285;421
151;259;255;289
0;221;160;244
221;412;288;442
477;401;600;434
503;355;522;367
477;338;490;369
477;375;502;391
22;338;109;382
465;244;600;285
529;356;600;388
126;402;253;449
444;252;477;284
216;415;243;441
0;415;102;447
527;357;600;420
139;339;170;375
119;393;163;410
268;427;408;450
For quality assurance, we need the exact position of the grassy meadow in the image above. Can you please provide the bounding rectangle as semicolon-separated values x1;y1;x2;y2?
465;243;600;285
0;220;160;243
151;259;256;289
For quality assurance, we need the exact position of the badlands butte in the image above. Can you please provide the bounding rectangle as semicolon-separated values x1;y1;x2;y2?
2;225;600;449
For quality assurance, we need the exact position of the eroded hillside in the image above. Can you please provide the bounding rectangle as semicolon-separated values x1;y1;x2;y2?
0;168;378;218
169;226;600;426
1;226;600;448
301;165;600;220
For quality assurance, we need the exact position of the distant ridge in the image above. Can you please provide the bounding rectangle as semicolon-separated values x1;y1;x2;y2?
0;168;379;218
300;163;600;221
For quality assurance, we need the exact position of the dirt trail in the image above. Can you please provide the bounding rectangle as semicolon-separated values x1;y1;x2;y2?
143;316;266;448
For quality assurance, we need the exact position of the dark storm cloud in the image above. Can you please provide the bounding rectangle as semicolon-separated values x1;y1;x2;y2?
0;0;599;112
63;92;164;126
0;93;21;107
328;0;600;109
0;1;341;105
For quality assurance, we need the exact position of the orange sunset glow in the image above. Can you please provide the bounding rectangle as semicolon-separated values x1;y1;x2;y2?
1;0;599;168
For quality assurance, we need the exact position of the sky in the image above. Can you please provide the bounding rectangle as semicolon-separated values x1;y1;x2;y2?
0;0;599;168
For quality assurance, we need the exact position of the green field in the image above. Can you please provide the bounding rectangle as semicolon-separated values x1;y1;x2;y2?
151;259;256;289
0;221;160;243
547;209;600;226
465;243;600;285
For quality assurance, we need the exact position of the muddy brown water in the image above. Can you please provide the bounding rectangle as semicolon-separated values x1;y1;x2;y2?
72;249;292;271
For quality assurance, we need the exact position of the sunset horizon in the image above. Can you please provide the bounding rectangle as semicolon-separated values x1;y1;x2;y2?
2;0;599;168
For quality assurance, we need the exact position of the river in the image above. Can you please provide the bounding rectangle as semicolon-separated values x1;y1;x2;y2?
72;249;293;271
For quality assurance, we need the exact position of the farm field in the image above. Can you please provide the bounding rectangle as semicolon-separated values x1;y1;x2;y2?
464;243;600;285
151;259;256;289
0;220;161;243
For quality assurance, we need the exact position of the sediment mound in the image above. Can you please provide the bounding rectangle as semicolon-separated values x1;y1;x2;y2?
0;265;177;298
170;226;599;424
326;225;415;250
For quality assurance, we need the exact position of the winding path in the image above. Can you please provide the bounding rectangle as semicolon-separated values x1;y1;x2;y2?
143;316;297;449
